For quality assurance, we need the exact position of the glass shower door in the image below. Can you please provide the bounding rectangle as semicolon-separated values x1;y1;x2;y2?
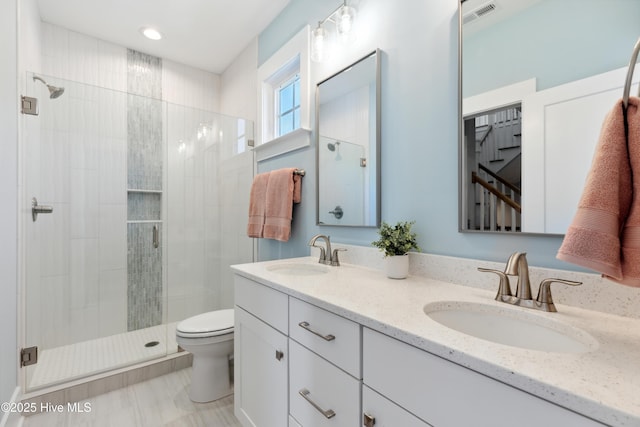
22;73;168;392
165;104;255;326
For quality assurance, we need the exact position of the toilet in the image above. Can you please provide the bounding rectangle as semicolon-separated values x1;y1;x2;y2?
176;309;234;403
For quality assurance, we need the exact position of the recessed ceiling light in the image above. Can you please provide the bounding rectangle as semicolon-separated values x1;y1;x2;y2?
140;27;162;41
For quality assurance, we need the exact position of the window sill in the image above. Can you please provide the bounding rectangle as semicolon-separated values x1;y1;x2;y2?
254;127;311;162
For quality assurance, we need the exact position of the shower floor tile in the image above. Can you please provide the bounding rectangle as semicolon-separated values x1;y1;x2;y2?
28;322;179;391
23;367;241;427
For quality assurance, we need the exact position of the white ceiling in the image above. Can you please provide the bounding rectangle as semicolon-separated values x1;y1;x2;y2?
36;0;291;74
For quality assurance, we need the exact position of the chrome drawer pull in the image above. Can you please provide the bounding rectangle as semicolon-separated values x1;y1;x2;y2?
298;321;335;341
299;389;336;419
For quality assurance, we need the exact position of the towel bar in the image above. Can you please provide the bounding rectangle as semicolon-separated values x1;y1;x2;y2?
623;36;640;109
294;169;305;176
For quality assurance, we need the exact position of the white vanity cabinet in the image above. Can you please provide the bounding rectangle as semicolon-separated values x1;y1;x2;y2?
363;328;606;427
234;275;363;427
234;276;289;427
288;298;361;426
233;269;611;427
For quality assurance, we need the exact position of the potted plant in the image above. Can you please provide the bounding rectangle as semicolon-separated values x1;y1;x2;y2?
372;221;421;279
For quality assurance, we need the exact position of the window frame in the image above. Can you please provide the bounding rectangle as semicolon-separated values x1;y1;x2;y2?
255;26;311;161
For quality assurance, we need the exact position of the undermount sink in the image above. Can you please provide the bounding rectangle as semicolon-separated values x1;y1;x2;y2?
266;262;330;276
424;301;599;354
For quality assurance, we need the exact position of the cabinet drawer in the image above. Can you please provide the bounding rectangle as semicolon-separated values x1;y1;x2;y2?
289;297;361;377
363;385;432;427
234;275;288;334
289;339;361;427
363;328;606;427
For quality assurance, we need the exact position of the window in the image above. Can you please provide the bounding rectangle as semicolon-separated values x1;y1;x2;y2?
255;26;311;161
276;74;300;137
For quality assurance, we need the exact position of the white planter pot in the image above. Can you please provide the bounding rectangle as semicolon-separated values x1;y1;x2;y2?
385;254;409;279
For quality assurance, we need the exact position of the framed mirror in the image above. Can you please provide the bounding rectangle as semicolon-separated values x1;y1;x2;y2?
459;0;640;234
316;49;381;227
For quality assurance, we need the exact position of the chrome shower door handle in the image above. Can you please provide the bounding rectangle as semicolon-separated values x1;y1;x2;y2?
32;197;53;222
152;225;159;249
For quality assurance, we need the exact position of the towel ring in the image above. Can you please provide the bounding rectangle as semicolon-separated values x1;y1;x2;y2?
622;37;640;109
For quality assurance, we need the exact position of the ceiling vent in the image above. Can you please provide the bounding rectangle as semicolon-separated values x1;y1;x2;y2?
463;2;498;25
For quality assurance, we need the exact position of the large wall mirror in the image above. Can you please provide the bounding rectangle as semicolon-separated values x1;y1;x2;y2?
316;49;381;227
459;0;640;234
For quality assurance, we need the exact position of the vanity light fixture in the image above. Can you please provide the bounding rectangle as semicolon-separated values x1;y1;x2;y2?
140;26;163;41
311;0;357;62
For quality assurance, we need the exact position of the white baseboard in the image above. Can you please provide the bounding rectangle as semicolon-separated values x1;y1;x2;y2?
0;387;24;427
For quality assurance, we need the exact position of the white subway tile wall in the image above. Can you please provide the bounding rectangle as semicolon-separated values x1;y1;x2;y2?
24;22;251;391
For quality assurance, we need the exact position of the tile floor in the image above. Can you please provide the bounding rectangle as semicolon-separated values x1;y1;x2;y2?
23;367;241;427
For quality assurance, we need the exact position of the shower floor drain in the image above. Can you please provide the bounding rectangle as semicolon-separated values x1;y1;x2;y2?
145;341;160;348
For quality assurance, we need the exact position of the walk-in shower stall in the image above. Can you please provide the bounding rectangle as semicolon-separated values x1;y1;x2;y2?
20;68;253;393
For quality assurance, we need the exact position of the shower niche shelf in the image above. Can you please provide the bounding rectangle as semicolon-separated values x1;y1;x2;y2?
127;189;163;193
127;191;162;222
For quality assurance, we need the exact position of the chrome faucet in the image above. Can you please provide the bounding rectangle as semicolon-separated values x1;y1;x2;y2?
309;234;332;265
308;234;346;266
479;252;582;312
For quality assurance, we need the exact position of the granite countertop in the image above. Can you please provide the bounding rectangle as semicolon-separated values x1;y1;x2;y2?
231;256;640;427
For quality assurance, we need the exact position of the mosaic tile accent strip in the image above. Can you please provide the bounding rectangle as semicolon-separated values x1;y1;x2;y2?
127;49;162;99
127;94;163;191
126;49;163;331
128;192;162;221
127;223;163;331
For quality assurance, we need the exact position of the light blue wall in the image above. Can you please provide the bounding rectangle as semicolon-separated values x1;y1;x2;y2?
463;0;640;97
255;0;605;269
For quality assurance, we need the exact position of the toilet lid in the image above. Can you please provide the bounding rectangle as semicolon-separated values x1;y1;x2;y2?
176;309;234;337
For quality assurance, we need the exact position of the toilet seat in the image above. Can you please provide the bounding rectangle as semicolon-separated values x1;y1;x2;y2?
176;309;234;338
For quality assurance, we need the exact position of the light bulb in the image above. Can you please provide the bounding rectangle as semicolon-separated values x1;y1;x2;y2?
336;5;356;44
311;24;327;62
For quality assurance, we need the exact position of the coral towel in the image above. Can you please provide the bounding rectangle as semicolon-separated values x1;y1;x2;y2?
264;168;301;242
247;172;270;238
557;98;640;287
618;97;640;286
247;168;302;242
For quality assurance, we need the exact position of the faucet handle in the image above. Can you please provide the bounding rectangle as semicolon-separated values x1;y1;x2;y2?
478;268;512;302
536;278;582;312
330;248;347;266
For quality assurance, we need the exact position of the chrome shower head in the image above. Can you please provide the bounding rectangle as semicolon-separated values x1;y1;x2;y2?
33;75;65;99
327;141;340;151
48;85;65;99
